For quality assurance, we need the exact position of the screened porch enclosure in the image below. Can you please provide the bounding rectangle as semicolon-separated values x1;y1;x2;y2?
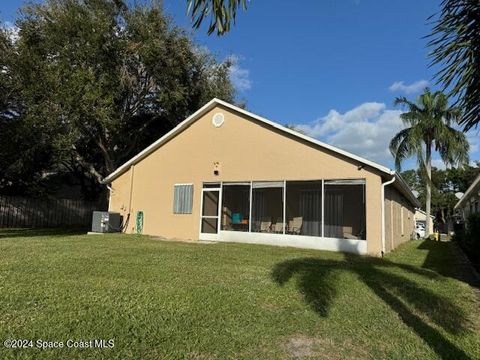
221;184;250;231
215;179;366;240
324;181;366;240
286;181;323;237
252;182;284;233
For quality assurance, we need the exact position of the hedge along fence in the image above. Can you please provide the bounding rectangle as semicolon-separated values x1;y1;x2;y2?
454;213;480;270
0;196;104;228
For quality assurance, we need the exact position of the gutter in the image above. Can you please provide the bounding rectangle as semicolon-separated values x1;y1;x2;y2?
454;173;480;210
381;175;396;257
394;173;421;208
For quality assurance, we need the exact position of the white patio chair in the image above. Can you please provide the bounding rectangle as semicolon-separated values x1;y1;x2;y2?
260;221;271;232
274;221;284;233
290;217;303;235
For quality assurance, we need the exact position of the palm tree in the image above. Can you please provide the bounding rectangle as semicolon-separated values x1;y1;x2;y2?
390;89;469;237
111;1;247;36
428;0;480;131
187;0;248;35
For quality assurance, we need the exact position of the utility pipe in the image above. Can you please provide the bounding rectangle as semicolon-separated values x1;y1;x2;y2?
381;175;396;257
106;185;113;211
128;165;135;214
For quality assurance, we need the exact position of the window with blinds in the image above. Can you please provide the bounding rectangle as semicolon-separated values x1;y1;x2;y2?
173;184;193;214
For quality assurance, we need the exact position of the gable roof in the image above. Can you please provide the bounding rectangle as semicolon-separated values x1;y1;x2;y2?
102;98;419;207
454;173;480;210
415;209;435;219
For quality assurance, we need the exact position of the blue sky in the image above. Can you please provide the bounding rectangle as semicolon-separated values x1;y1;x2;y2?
1;0;478;170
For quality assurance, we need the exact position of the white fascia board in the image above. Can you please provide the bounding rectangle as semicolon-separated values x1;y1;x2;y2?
454;173;480;210
101;99;218;184
394;173;421;208
102;97;416;211
213;98;394;175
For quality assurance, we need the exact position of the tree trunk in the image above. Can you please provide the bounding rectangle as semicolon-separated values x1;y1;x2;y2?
94;136;115;175
72;145;104;185
425;143;432;237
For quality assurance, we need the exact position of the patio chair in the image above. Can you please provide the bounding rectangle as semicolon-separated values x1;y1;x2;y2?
259;221;271;232
274;221;284;233
222;207;232;230
289;217;303;235
232;213;242;224
343;226;365;240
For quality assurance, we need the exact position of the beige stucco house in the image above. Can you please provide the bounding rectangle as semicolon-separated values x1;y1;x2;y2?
455;173;480;221
103;99;419;256
414;209;435;226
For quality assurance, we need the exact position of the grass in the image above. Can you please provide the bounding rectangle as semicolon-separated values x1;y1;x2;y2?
0;229;479;360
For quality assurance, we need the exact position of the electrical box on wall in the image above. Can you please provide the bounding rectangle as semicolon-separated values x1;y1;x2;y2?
213;161;221;176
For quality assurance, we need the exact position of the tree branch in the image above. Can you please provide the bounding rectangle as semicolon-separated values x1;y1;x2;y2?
72;145;104;184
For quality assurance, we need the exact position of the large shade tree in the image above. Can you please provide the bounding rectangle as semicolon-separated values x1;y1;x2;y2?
0;26;58;194
428;0;480;131
390;89;469;236
1;0;236;198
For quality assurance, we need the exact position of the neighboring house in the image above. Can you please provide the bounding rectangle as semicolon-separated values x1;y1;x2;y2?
103;99;419;256
414;209;435;227
454;173;480;221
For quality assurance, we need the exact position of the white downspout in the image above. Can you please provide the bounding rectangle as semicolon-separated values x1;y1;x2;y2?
381;175;396;257
128;164;135;214
106;185;113;211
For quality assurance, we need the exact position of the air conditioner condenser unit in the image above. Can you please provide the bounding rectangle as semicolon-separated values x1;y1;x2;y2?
91;211;121;233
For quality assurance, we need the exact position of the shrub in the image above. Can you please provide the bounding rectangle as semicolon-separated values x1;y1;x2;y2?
456;213;480;268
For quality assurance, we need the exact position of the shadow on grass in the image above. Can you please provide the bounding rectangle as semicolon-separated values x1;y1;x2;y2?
419;240;480;289
272;250;471;360
0;228;87;239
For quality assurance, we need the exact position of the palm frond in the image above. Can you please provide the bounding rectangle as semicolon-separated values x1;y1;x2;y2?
187;0;248;35
427;0;480;130
389;128;419;172
394;96;422;113
437;126;470;167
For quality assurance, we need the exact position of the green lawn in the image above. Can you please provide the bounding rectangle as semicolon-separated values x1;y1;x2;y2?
0;229;479;360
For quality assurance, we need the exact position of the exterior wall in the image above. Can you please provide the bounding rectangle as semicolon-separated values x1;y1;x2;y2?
458;194;480;221
384;186;415;251
109;104;388;255
414;210;434;223
414;210;428;222
109;166;133;215
455;174;480;222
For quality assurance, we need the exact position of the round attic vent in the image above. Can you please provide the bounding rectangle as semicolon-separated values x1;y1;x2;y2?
212;113;224;127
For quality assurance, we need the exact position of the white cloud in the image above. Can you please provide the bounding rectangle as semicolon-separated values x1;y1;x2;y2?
295;102;405;167
389;80;429;94
1;21;19;42
431;159;447;170
467;131;479;153
2;21;14;29
292;102;480;170
227;55;251;92
430;159;476;170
